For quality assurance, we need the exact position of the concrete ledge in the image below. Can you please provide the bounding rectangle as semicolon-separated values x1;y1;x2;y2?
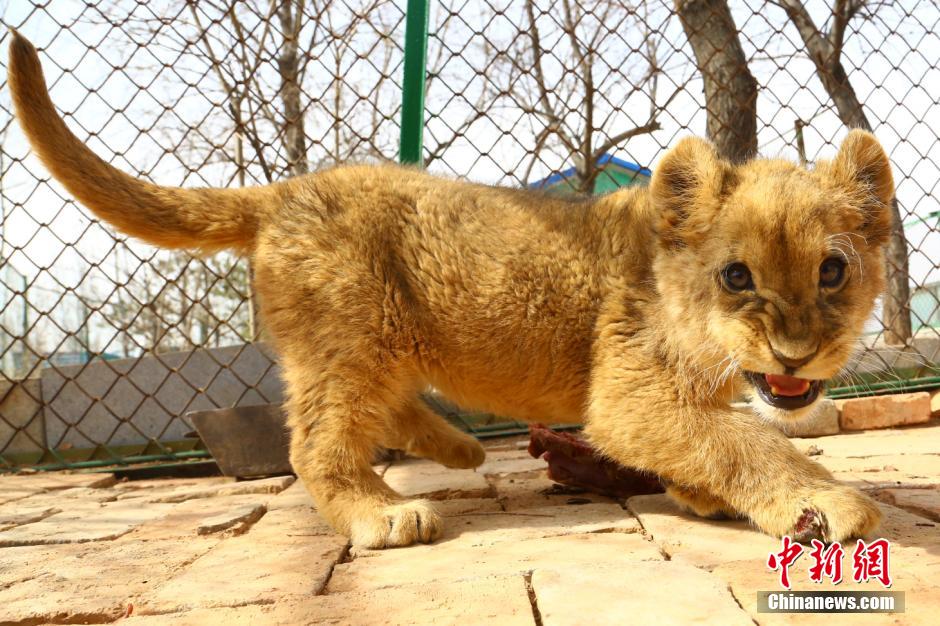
0;378;45;455
39;343;283;448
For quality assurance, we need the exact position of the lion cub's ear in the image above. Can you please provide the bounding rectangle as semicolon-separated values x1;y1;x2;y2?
650;136;732;249
829;129;895;245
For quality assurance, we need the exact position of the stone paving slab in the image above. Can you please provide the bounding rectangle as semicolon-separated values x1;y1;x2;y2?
875;487;940;522
434;496;503;516
0;488;40;506
445;501;640;542
872;500;940;552
0;536;220;625
113;477;233;500
0;501;61;531
490;470;619;511
0;471;116;493
0;472;115;505
0;542;78;594
330;532;664;592
817;453;940;490
0;499;177;546
627;493;781;570
249;501;338;536
714;544;940;626
137;505;348;614
352;502;640;558
383;458;492;499
107;495;336;553
122;576;534;625
195;499;267;536
834;470;940;490
117;494;268;542
533;561;753;626
263;478;313;510
790;425;940;457
475;449;548;476
814;453;940;476
11;486;122;512
145;475;295;503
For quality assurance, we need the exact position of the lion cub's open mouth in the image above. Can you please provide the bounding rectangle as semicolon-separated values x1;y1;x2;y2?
744;371;823;410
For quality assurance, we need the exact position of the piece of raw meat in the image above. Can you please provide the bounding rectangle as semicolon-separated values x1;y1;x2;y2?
528;424;664;498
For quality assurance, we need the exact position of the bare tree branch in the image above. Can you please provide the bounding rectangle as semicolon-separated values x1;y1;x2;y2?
187;0;274;181
591;121;662;164
524;0;574;150
521;125;554;186
499;0;661;191
561;0;596;189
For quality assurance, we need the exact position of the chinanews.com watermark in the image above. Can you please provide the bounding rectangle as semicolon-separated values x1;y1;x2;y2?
758;591;903;613
758;537;905;614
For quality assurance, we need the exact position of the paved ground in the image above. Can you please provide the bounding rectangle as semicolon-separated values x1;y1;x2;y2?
0;421;938;625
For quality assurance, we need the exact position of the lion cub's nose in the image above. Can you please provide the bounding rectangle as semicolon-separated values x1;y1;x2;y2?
772;349;816;370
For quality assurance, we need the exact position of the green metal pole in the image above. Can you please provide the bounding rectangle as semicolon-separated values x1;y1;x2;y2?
399;0;430;166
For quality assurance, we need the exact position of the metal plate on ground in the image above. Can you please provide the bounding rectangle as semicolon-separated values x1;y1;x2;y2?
188;404;293;478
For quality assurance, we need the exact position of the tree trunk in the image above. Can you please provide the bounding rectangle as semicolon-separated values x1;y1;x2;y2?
776;0;911;345
277;0;309;177
883;207;913;345
675;0;757;163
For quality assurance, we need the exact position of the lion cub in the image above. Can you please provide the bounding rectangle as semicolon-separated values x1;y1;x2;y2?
10;32;889;547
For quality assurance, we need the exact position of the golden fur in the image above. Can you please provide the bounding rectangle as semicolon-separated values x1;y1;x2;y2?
10;32;893;547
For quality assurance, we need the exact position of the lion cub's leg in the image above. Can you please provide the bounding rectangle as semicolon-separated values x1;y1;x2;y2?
284;359;443;549
666;484;742;520
383;397;486;469
587;396;880;543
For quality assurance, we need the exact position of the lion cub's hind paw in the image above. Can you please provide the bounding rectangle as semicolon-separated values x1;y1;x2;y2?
349;499;443;549
436;435;486;469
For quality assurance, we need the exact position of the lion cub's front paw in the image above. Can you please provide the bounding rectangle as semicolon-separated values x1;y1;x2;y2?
348;499;443;549
790;485;882;543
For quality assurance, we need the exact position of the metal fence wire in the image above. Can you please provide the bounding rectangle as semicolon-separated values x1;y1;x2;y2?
1;0;938;471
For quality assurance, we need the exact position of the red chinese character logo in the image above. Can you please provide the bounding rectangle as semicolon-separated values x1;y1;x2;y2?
767;536;804;589
852;538;892;587
808;539;844;584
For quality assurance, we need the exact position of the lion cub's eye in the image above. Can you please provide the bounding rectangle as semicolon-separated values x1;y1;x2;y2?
819;257;847;288
721;262;754;292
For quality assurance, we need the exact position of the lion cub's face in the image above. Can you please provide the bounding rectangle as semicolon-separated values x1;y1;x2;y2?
650;131;895;421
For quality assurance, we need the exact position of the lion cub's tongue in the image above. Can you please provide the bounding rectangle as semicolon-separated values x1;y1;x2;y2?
764;373;811;397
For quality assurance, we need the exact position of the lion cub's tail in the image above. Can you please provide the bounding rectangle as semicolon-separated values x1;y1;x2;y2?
8;31;282;252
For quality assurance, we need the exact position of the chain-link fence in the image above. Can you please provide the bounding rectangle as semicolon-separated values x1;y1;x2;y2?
1;0;938;471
